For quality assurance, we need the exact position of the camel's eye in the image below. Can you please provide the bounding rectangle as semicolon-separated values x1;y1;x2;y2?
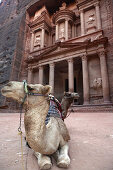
65;92;71;97
7;82;12;87
27;85;34;91
67;94;71;97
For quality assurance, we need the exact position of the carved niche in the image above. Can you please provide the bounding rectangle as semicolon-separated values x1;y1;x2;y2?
59;22;65;41
34;31;41;49
85;8;96;33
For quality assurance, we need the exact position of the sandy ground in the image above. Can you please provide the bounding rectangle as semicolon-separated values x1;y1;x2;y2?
0;112;113;170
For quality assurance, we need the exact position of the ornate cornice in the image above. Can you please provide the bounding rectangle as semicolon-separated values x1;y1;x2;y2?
53;9;75;24
26;37;108;64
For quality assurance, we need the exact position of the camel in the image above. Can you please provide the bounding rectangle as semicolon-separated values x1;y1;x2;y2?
61;91;78;119
1;81;79;170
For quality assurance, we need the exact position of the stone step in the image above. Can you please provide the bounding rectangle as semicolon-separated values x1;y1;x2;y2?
69;104;113;112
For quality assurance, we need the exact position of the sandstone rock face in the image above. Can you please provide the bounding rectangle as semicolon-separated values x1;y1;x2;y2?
0;0;34;109
0;0;113;111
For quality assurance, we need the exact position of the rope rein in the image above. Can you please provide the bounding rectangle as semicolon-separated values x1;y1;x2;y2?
18;131;25;170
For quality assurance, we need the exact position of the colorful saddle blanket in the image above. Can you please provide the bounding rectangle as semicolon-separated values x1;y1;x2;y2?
45;100;62;125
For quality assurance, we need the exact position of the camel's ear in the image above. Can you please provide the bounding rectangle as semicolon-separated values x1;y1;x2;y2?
42;85;52;94
64;91;66;95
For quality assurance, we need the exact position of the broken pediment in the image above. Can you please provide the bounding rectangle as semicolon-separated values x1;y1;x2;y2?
34;6;50;21
30;9;51;28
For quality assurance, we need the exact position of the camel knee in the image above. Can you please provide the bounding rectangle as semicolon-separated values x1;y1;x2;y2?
35;152;52;170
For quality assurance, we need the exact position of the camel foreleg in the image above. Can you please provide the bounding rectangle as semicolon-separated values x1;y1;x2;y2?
55;143;70;168
34;152;52;170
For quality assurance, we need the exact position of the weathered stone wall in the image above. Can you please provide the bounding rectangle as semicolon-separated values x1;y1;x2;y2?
100;0;113;102
0;0;40;108
0;0;21;107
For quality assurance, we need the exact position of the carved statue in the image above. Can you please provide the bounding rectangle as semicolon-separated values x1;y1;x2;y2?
92;78;102;89
59;24;65;41
35;35;41;45
59;2;66;10
87;14;95;25
60;27;65;37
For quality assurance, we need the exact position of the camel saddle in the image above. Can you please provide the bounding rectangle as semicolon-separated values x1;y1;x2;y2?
45;99;63;125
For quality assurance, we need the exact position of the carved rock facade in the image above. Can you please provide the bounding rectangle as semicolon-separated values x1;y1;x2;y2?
0;0;113;110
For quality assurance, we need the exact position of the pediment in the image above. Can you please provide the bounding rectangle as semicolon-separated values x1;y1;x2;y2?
27;40;90;63
30;11;51;28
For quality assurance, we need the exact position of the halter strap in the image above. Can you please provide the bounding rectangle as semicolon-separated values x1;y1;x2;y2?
23;80;48;97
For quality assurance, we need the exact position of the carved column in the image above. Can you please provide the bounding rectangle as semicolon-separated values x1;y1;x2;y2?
81;55;90;104
28;67;33;83
74;24;77;37
72;24;75;38
80;9;85;36
95;3;101;30
41;28;45;48
55;23;59;41
30;32;35;52
39;66;44;84
68;58;74;92
49;63;55;94
65;19;69;40
98;51;110;103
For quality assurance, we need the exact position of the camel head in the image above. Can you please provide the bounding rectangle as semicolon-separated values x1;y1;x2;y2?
1;81;52;105
64;92;79;99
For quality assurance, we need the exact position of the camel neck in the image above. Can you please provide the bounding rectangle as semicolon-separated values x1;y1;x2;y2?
24;99;49;146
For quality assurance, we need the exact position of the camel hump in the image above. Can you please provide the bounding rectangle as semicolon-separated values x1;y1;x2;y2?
55;117;70;142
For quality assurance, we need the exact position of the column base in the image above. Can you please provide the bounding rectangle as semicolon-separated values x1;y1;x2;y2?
83;101;90;105
103;101;112;105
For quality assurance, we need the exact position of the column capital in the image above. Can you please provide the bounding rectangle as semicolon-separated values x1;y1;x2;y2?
67;58;73;63
28;67;33;71
30;31;34;34
98;50;106;58
79;9;84;13
65;18;69;22
49;63;55;67
41;27;45;30
94;2;100;7
56;22;59;25
39;65;43;69
81;54;87;61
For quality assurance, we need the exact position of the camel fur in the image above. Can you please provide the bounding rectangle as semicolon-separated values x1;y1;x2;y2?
1;81;79;169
